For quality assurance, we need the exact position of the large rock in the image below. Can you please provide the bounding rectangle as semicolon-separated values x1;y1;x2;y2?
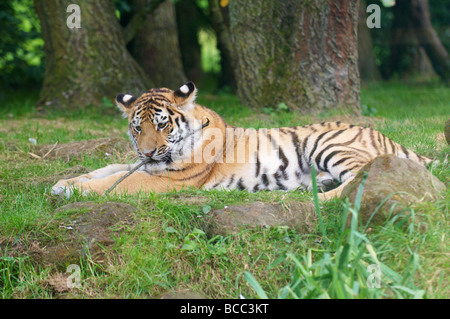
341;155;446;226
207;201;316;236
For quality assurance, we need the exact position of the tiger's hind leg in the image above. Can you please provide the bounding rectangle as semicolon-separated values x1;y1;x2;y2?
316;172;340;192
318;178;354;200
317;163;364;200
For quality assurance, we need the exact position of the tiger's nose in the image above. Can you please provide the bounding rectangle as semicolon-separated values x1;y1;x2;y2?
143;149;157;158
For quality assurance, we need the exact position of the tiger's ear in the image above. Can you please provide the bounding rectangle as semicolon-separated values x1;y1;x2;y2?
116;93;137;117
173;82;197;109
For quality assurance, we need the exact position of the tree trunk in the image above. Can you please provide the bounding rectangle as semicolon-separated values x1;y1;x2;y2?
229;0;360;113
410;0;450;83
175;0;204;84
131;0;186;88
208;0;236;91
34;0;152;111
358;0;381;83
389;0;435;79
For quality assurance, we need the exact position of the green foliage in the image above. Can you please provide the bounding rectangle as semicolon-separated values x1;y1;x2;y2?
361;104;377;117
263;102;290;115
0;0;44;88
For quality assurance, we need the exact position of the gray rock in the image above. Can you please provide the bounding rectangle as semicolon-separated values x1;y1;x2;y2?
207;201;316;236
341;155;446;226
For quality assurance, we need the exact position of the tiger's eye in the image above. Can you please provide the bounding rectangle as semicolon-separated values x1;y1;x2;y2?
135;125;141;132
158;123;166;129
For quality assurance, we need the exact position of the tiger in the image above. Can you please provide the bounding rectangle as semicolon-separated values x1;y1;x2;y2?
51;81;433;200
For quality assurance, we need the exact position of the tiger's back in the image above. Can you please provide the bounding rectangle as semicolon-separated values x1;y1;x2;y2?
204;120;432;197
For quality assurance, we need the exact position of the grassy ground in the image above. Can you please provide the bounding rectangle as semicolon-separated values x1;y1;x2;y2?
0;82;448;299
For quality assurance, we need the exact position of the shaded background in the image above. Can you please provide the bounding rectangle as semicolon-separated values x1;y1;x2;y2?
0;0;449;114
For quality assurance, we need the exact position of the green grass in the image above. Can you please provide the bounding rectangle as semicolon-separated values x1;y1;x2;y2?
0;82;448;299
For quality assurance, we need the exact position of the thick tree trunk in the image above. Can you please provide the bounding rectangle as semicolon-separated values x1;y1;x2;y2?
34;0;152;111
229;0;360;113
132;0;186;88
358;0;381;82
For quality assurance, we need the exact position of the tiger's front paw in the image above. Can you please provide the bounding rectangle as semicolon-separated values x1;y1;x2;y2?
51;179;90;198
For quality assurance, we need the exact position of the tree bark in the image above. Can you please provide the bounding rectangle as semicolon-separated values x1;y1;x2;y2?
34;0;152;111
358;0;381;82
131;0;186;88
229;0;360;113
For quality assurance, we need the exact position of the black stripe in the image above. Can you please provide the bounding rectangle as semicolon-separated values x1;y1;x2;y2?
369;129;379;155
302;134;311;157
323;129;347;144
170;164;212;181
315;144;334;171
381;133;388;153
278;146;289;179
290;131;306;174
322;150;341;171
332;156;353;167
227;175;235;188
400;145;410;158
309;131;332;162
261;174;269;186
273;172;287;190
388;138;396;154
338;168;352;181
237;178;246;190
255;134;261;177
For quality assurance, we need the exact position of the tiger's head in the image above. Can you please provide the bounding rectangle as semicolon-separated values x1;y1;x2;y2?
116;82;206;164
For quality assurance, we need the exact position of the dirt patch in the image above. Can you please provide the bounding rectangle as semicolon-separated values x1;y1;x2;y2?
46;273;72;293
29;137;133;162
160;288;207;299
1;201;137;269
165;194;211;206
207;201;316;236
